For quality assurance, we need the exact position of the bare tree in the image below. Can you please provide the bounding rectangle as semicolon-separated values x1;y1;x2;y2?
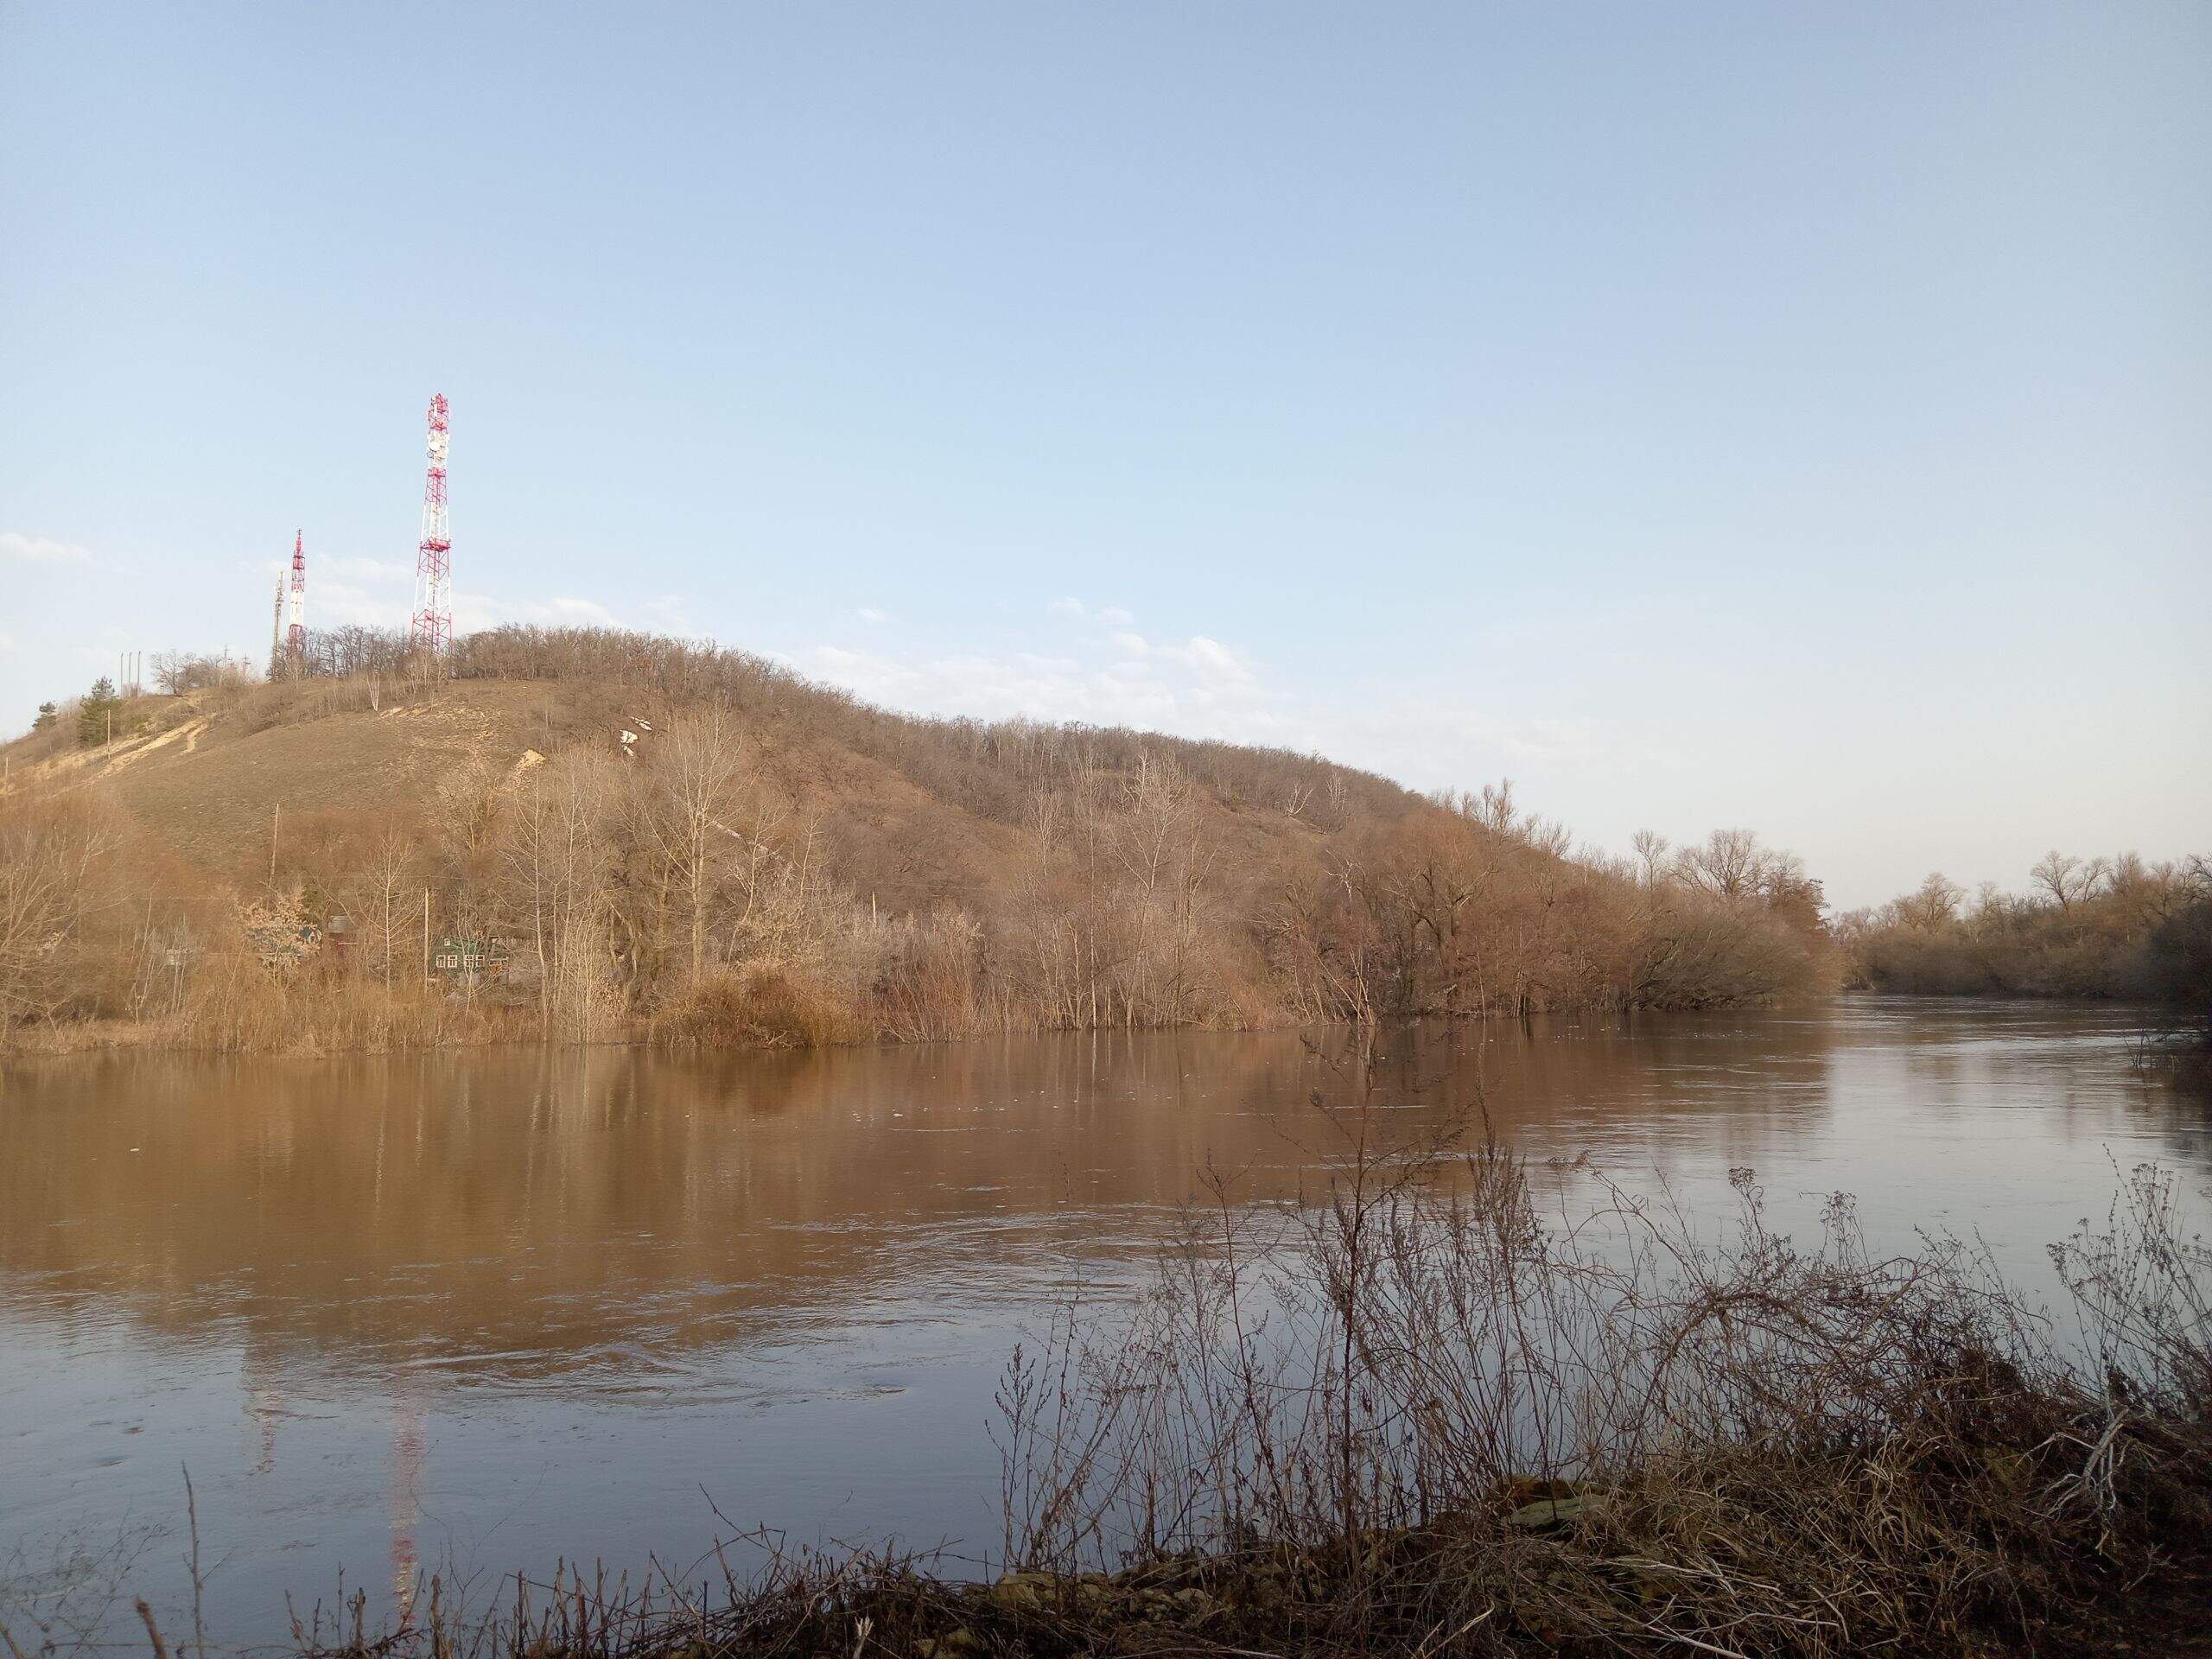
2031;849;2107;912
361;830;415;991
1674;828;1771;902
638;706;750;985
1894;872;1966;931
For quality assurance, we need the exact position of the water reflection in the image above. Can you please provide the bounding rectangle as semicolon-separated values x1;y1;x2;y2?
0;1018;1842;1376
0;999;2202;1640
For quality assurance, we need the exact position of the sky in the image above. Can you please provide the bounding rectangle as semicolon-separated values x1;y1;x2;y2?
3;2;2206;910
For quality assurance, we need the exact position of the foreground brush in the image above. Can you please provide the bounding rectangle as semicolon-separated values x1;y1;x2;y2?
251;1116;2212;1659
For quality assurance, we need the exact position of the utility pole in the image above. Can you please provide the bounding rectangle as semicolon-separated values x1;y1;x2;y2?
423;889;431;982
285;531;308;678
270;804;280;887
410;394;454;670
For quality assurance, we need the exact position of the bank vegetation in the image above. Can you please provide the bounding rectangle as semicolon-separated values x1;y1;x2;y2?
1840;855;2212;1046
2;627;1839;1054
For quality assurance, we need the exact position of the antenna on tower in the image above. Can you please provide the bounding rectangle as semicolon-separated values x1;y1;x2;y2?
286;531;308;677
410;394;453;671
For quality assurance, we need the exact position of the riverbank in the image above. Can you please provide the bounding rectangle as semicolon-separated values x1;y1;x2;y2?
251;1146;2210;1659
10;990;2204;1071
1838;853;2210;1015
270;1496;2212;1659
0;960;1803;1059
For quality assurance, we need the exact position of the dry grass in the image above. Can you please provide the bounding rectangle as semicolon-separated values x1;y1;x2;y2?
174;953;522;1054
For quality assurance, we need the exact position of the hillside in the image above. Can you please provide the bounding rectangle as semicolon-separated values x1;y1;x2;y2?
29;678;1026;913
0;627;1833;1052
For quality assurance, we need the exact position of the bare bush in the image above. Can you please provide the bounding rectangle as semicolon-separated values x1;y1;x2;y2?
993;1077;2212;1656
0;791;130;1026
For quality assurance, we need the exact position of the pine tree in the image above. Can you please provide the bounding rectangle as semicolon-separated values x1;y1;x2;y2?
31;701;58;732
77;677;120;747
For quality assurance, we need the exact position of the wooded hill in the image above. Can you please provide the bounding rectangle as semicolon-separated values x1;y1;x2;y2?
1;626;1834;1051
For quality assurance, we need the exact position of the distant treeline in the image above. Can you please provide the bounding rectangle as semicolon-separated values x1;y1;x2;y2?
1839;854;2212;1029
4;626;1836;1052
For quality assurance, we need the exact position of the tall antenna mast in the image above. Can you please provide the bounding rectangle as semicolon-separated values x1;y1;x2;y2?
286;530;308;676
410;393;453;665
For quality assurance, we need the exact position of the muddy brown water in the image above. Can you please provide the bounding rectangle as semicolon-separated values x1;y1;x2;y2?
2;998;2204;1642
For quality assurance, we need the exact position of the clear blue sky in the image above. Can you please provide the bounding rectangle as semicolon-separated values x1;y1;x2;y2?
3;2;2206;907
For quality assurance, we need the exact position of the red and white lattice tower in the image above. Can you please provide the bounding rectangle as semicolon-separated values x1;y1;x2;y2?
285;530;308;674
410;393;453;659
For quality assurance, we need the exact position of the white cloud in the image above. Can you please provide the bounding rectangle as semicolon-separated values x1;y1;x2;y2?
802;620;1279;737
2;531;92;563
524;595;623;627
795;616;1655;807
450;591;506;635
311;578;406;628
1046;598;1141;628
856;606;889;623
1158;634;1255;685
321;554;417;582
633;594;707;639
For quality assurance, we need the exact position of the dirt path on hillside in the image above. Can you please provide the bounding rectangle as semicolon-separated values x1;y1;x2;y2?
97;716;209;778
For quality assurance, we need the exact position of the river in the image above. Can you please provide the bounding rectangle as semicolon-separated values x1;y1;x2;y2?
1;997;2203;1643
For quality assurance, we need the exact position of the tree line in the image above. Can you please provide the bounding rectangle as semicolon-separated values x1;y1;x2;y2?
1838;852;2212;1030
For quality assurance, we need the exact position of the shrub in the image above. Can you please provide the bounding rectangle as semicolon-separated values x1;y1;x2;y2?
657;963;869;1049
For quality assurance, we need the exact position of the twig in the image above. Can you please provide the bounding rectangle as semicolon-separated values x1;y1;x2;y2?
134;1600;169;1659
183;1465;207;1659
1628;1621;1751;1659
1411;1607;1493;1659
